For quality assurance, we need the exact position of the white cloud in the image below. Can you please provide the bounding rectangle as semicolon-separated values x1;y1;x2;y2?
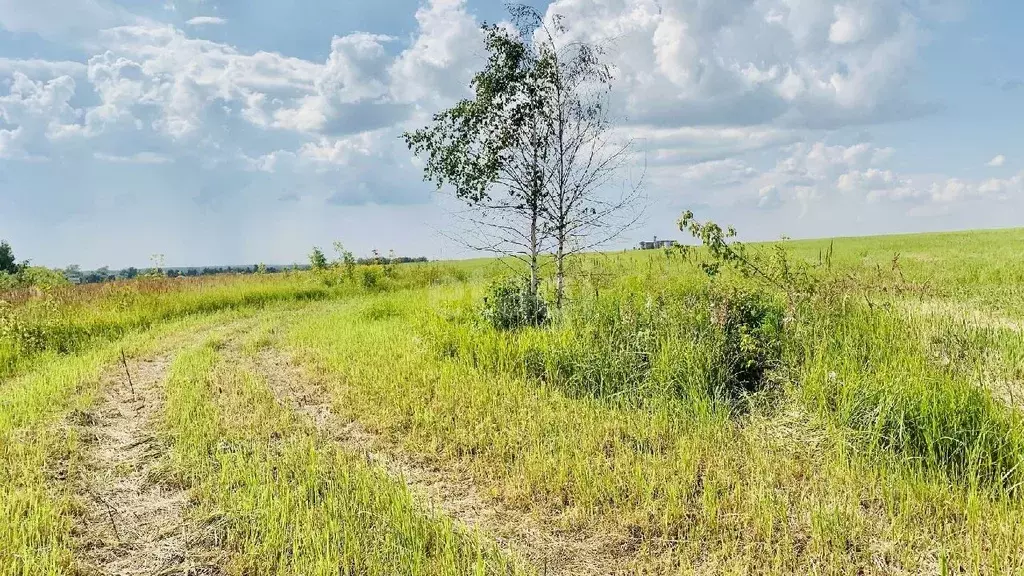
987;154;1006;167
94;151;174;163
0;0;1015;267
675;140;1021;209
186;16;226;26
829;4;871;45
677;158;758;188
0;0;135;40
0;72;82;158
389;0;483;105
544;0;931;129
758;185;782;209
0;58;88;78
632;125;800;166
272;32;398;133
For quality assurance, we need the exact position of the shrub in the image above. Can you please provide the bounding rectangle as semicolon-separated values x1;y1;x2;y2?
360;266;383;289
709;287;785;396
480;277;548;331
309;247;328;270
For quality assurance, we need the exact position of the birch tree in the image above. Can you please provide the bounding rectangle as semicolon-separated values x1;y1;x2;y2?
403;14;555;300
527;7;645;308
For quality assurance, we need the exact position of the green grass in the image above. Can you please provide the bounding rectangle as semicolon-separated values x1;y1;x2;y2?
0;308;264;575
2;227;1024;575
160;332;526;575
284;289;1024;573
0;263;467;380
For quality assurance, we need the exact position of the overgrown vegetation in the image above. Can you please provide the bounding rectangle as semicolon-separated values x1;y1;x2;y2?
0;262;468;380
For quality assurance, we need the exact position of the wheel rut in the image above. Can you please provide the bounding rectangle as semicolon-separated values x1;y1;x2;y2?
71;354;221;576
251;345;636;576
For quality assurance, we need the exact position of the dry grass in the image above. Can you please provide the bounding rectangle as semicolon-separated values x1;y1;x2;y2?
72;355;223;575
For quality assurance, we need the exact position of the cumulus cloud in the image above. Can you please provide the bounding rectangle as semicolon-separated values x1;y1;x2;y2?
669;140;1021;209
390;0;483;105
0;0;1015;266
987;154;1006;167
0;72;82;158
544;0;934;129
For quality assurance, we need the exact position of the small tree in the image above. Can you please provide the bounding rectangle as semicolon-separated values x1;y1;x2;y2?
406;5;643;310
0;241;19;274
146;254;166;277
677;210;820;315
383;249;398;278
333;242;356;278
526;7;644;308
404;10;556;303
309;247;328;270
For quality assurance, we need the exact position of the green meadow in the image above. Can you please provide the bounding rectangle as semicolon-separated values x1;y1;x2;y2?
2;227;1023;575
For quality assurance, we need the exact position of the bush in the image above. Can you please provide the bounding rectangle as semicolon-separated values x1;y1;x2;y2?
709;287;785;396
360;266;383;289
480;277;548;331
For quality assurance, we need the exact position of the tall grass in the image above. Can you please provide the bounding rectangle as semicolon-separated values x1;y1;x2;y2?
285;292;1024;572
0;264;467;380
282;231;1024;572
426;244;1024;494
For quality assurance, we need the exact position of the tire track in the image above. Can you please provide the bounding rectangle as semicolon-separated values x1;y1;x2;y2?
251;344;636;576
71;354;221;576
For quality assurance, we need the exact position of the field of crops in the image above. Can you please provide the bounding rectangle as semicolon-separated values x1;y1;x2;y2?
2;228;1023;575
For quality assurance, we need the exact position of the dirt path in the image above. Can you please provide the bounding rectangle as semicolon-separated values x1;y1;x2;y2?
71;354;220;576
251;346;635;576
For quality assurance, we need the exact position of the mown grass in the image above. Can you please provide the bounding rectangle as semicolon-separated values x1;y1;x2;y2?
160;331;526;575
0;308;262;576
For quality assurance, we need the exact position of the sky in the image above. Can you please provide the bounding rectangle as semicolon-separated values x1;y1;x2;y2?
0;0;1021;269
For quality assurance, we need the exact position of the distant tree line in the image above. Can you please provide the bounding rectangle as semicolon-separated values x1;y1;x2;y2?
0;235;430;290
62;256;429;285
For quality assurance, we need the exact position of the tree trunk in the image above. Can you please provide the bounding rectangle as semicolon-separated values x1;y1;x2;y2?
555;234;565;309
529;203;539;299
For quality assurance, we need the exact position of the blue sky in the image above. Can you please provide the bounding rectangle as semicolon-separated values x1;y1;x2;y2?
0;0;1021;268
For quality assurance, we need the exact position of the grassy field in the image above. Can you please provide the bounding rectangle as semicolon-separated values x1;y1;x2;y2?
1;228;1023;575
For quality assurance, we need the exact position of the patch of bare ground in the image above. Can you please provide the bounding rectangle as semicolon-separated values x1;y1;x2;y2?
251;345;639;576
71;354;222;576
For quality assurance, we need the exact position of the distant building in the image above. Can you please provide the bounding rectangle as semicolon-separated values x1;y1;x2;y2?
639;236;678;250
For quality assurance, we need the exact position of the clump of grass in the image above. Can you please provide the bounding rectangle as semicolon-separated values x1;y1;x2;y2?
424;276;786;408
480;276;549;331
798;304;1024;492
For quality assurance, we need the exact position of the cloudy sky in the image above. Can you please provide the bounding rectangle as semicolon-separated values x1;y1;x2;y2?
0;0;1021;268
